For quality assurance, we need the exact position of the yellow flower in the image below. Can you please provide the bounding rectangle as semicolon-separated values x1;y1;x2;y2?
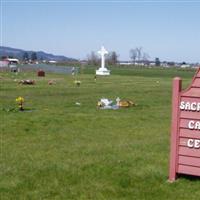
16;96;24;103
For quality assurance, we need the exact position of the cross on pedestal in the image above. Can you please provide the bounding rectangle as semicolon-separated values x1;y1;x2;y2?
98;46;108;70
96;46;110;76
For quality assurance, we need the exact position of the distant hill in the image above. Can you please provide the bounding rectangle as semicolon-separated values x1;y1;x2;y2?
0;46;77;62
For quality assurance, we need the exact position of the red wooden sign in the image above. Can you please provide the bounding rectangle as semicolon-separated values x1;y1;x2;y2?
169;68;200;181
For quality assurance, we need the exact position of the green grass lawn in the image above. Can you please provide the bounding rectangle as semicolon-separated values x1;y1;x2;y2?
1;67;200;200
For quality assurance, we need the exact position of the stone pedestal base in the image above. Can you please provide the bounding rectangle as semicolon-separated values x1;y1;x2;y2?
96;68;110;75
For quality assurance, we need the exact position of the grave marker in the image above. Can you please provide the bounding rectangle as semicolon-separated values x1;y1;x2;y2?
37;70;45;77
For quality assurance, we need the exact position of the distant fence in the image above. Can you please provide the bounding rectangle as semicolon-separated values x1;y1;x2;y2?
0;67;10;72
0;64;78;74
20;64;78;74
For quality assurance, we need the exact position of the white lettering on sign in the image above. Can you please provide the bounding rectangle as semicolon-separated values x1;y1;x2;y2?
188;121;200;130
180;100;200;150
180;101;200;111
187;139;200;148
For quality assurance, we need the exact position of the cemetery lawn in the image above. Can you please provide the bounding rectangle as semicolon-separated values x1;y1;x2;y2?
1;67;200;200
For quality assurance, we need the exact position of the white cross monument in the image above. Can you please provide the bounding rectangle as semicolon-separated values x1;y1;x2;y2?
96;46;110;75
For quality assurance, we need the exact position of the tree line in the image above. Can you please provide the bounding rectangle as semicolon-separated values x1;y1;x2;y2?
2;48;161;66
1;52;38;61
87;47;161;66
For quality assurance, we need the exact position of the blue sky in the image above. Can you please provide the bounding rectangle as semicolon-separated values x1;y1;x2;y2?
1;0;200;62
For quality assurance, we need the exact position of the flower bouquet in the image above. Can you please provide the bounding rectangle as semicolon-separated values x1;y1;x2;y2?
16;96;25;111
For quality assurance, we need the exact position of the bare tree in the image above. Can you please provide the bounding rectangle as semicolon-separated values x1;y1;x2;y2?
87;51;99;65
107;51;118;65
136;47;142;61
129;48;137;64
142;52;150;66
142;52;150;61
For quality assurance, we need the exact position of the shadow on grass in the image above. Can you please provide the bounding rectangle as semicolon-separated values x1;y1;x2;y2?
178;174;200;182
2;107;36;113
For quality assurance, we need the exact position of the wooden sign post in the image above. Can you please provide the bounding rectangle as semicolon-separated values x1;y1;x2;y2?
169;68;200;182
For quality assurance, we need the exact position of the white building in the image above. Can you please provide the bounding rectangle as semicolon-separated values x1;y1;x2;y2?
5;58;19;64
181;64;190;68
49;60;57;64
